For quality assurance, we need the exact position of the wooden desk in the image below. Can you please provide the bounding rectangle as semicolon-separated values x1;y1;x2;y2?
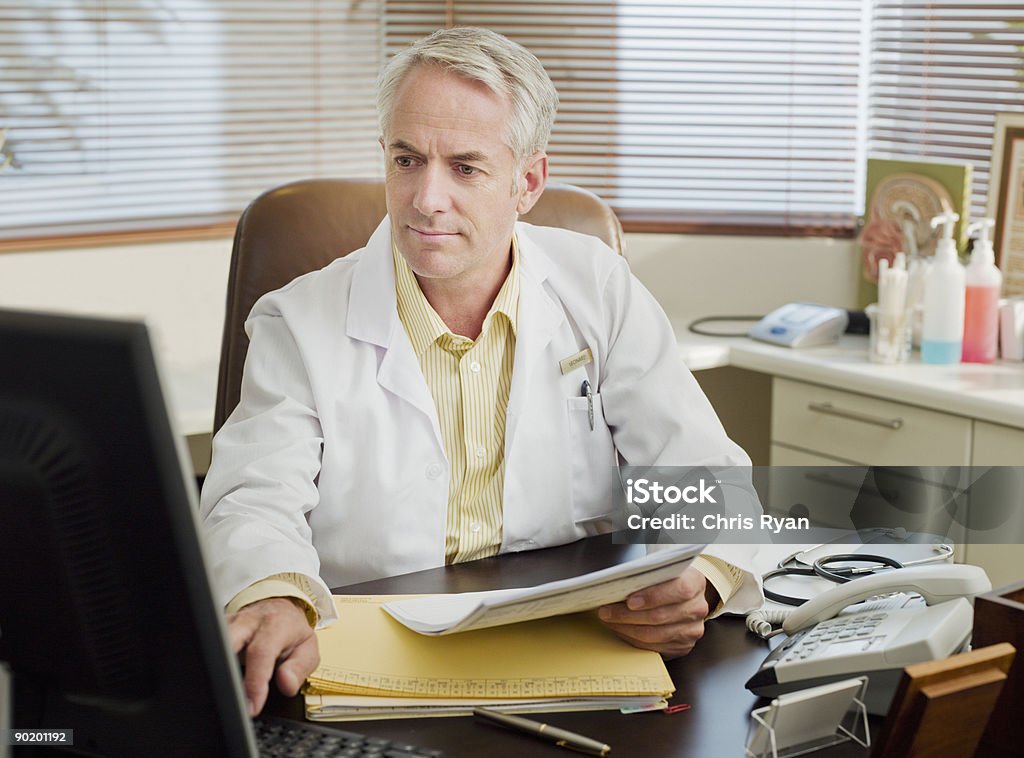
268;536;873;757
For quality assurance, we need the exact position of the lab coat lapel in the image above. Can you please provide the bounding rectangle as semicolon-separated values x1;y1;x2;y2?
501;225;576;547
346;218;442;437
505;225;565;445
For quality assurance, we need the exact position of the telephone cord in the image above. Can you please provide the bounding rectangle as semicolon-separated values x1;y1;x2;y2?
745;608;792;639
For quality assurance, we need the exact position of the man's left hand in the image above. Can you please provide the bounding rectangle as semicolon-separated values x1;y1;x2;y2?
597;566;716;658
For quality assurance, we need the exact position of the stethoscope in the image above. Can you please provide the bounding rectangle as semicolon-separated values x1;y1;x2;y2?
762;530;955;607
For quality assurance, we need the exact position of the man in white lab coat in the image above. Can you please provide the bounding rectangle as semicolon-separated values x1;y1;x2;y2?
200;27;763;716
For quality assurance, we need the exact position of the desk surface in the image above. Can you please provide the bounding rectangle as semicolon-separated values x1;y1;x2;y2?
269;537;871;758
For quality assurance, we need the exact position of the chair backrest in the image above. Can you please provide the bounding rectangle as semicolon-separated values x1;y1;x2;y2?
213;179;625;431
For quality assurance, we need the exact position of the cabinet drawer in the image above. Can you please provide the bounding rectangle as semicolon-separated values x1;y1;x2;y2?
772;378;971;465
768;445;861;529
972;421;1024;465
769;444;968;564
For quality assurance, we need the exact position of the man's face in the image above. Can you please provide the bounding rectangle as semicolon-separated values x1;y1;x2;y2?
382;64;546;288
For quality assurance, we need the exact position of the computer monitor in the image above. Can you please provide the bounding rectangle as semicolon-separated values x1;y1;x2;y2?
0;309;255;757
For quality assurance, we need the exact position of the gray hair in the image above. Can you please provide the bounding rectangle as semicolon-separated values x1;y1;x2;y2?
377;27;559;164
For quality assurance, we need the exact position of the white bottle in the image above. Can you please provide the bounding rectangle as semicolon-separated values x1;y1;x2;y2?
962;219;1002;363
921;212;965;364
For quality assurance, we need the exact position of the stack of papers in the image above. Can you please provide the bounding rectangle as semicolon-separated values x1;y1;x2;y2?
305;596;674;721
304;546;702;721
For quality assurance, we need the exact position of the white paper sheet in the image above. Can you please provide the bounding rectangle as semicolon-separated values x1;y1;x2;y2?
382;544;704;635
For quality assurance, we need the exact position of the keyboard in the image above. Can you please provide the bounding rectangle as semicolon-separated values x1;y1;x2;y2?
255;716;445;757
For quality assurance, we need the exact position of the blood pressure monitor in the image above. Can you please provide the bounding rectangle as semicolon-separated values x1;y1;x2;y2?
749;303;849;348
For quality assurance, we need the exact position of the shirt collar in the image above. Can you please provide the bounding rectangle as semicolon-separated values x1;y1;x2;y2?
392;236;520;356
486;234;520;338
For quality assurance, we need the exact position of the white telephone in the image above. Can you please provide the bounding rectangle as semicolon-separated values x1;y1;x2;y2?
746;564;991;715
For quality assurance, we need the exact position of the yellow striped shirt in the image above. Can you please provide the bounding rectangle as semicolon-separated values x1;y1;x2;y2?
393;239;518;564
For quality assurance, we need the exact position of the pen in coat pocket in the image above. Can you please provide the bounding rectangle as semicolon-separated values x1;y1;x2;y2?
580;379;594;431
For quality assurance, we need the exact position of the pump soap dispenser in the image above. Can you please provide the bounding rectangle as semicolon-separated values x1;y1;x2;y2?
921;212;965;364
962;219;1002;364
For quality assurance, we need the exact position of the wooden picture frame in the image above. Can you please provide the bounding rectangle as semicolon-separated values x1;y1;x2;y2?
972;579;1024;756
871;643;1016;758
986;113;1024;297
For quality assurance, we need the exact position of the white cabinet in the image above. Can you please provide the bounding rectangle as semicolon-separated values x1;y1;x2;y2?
967;422;1024;587
769;378;1023;585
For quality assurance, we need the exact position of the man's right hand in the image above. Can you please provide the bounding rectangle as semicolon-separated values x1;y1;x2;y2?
227;597;320;716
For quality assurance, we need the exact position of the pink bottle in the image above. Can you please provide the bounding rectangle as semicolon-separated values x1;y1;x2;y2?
962;219;1002;364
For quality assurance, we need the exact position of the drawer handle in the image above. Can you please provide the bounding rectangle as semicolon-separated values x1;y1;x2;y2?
806;401;904;430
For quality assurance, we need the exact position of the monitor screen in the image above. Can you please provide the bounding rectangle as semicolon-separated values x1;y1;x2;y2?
0;309;255;757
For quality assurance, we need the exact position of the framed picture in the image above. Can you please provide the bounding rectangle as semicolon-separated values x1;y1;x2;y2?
855;157;972;308
986;112;1024;296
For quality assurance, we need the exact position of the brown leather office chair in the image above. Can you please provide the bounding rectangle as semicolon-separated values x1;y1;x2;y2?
213;178;625;431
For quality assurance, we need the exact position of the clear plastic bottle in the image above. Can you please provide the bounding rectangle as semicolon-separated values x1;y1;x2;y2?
921;212;965;364
962;219;1002;363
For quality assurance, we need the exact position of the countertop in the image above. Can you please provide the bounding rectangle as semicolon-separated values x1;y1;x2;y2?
669;314;1024;431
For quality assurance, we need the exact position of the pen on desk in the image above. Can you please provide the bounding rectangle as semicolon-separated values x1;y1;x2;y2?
580;379;594;431
473;708;611;756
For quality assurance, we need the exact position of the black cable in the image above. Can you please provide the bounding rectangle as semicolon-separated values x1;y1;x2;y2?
687;315;764;337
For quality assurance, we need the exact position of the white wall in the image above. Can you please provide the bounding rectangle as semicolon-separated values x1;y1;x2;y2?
626;233;861;318
0;237;232;382
0;238;233;441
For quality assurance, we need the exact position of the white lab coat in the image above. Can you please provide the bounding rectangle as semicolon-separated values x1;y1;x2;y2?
200;218;763;623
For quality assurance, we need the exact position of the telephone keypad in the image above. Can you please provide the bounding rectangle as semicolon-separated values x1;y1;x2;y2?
781;613;888;662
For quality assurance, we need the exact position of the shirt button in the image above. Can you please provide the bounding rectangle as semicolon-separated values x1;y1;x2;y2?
470;521;482;533
475;446;486;458
425;463;443;480
469;360;481;373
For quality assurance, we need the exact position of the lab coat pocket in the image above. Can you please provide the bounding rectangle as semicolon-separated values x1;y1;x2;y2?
566;393;621;533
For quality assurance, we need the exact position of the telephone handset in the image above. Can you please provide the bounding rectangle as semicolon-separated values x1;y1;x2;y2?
782;564;992;635
747;564;992;715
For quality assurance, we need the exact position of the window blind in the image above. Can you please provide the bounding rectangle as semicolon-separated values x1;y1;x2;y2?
869;1;1024;220
386;0;867;234
9;3;1022;243
0;1;384;241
